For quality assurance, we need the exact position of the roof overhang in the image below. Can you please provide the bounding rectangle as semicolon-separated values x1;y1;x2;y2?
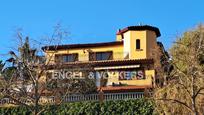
116;25;161;37
42;41;123;51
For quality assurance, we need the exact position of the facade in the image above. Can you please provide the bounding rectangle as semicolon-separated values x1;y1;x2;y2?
42;25;162;93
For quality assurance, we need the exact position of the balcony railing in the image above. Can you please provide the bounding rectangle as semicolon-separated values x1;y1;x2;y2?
103;92;144;101
0;92;148;105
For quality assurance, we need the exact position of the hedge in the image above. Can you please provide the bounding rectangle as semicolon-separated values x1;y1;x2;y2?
0;98;154;115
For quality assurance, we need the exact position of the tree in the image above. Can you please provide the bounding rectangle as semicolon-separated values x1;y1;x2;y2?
0;60;5;92
151;41;171;87
45;63;97;97
0;36;48;115
0;25;97;115
0;60;4;71
154;24;204;115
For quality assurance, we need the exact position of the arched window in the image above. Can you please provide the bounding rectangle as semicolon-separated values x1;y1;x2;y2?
136;39;140;50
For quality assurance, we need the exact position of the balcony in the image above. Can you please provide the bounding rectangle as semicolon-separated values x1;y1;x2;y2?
0;92;150;105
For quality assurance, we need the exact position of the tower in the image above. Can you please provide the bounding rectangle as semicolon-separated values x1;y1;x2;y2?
116;25;161;59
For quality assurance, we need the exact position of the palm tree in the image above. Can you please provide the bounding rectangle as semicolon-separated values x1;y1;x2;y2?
2;36;45;115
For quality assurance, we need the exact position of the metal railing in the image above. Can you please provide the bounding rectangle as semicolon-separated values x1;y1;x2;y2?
54;92;145;102
0;92;146;105
64;93;99;102
103;92;144;101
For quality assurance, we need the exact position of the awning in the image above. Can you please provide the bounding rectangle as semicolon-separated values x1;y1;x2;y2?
94;65;140;70
45;58;153;70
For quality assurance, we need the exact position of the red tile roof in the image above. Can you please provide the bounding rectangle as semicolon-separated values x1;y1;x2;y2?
42;25;160;51
116;25;161;37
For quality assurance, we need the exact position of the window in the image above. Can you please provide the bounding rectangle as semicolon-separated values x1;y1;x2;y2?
136;39;141;50
55;54;78;63
62;55;74;62
89;51;113;61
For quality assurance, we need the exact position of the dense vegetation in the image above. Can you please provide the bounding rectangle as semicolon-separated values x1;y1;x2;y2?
154;25;204;114
0;99;154;115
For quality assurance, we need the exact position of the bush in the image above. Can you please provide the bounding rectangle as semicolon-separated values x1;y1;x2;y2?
0;98;154;115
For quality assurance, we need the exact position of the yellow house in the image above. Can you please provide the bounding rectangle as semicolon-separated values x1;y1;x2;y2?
42;25;161;93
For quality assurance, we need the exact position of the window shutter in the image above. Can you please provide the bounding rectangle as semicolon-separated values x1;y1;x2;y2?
55;55;60;63
89;52;94;61
108;51;113;60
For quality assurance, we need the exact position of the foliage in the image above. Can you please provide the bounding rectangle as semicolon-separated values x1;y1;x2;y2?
0;60;4;72
150;41;171;87
0;25;97;115
0;99;154;115
154;24;204;115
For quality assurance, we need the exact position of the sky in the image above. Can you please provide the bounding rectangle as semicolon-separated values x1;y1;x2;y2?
0;0;204;60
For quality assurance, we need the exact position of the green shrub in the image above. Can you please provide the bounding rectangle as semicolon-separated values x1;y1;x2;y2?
0;98;154;115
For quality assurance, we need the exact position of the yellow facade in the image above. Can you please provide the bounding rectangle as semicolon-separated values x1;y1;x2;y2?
123;30;157;59
46;44;124;64
43;25;161;90
46;31;157;63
